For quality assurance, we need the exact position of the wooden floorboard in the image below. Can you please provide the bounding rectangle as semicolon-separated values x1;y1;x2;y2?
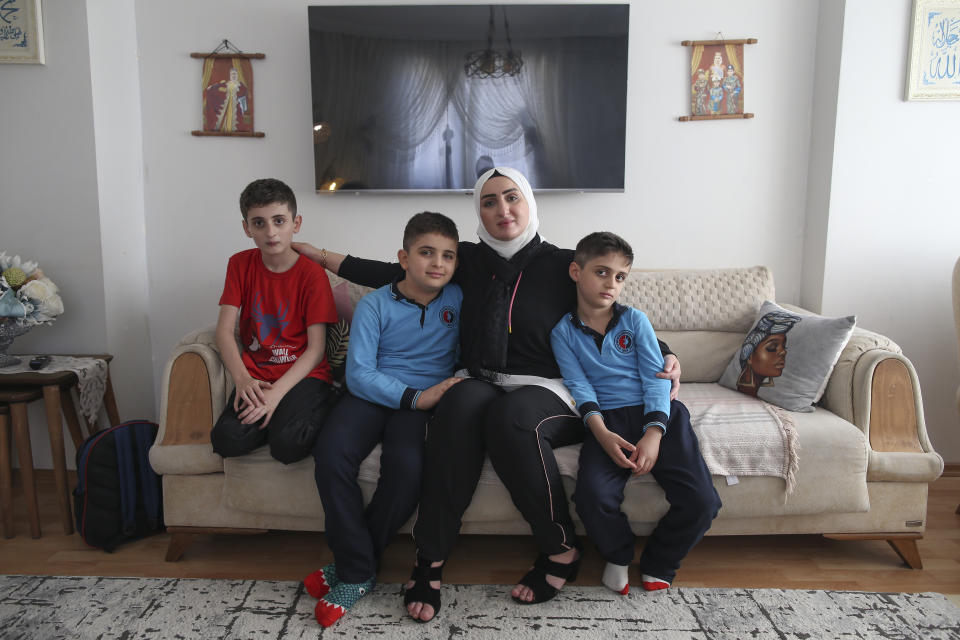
1;472;958;594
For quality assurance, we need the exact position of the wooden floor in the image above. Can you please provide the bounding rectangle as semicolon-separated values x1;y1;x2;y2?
2;472;958;595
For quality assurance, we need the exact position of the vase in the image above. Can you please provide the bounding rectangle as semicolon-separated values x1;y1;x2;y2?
0;318;31;367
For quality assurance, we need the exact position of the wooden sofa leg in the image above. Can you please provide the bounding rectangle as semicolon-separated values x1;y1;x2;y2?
886;538;922;569
164;526;270;562
823;533;923;569
165;531;195;562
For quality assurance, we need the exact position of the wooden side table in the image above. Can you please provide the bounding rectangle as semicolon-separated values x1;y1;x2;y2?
0;354;120;536
0;388;45;538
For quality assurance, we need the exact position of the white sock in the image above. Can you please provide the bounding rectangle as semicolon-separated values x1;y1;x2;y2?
641;574;671;591
602;562;630;595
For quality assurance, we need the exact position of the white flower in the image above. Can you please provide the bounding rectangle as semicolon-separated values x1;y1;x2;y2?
19;278;56;303
0;252;61;325
0;253;37;277
38;293;64;318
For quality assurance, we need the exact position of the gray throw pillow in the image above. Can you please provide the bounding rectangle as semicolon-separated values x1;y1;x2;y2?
718;301;855;412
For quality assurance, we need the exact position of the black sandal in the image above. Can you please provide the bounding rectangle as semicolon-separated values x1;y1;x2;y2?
403;555;443;623
512;550;583;605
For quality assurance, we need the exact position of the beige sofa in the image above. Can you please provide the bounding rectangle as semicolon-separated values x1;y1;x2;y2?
150;266;944;567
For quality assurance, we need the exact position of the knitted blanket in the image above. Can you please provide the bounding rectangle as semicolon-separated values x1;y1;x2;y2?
679;383;799;494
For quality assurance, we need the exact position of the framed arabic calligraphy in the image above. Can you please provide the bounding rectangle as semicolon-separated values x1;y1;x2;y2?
906;0;960;100
0;0;45;65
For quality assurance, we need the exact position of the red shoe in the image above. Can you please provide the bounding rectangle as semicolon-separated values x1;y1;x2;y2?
315;598;347;627
641;574;671;591
314;579;374;628
304;563;338;599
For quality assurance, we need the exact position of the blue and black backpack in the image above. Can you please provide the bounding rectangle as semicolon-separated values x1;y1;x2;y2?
73;420;163;551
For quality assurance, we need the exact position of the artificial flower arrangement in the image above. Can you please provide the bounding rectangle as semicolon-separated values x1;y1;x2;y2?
0;252;64;326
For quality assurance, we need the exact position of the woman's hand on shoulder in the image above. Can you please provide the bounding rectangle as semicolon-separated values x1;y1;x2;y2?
656;354;681;400
292;242;321;262
292;242;344;274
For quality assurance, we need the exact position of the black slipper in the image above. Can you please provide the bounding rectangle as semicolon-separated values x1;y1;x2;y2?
512;551;583;605
403;555;443;623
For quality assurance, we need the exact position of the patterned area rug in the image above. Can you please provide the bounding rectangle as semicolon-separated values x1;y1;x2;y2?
1;575;958;639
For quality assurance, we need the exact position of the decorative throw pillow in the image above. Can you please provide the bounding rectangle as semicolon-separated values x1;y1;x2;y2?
325;281;354;385
718;300;855;412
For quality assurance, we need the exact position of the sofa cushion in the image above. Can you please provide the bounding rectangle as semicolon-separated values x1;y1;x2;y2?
718;301;855;412
220;385;869;522
654;331;751;383
622;266;774;332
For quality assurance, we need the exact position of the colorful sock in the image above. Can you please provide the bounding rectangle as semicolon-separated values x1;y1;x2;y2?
304;563;339;599
602;562;630;595
315;578;375;628
641;574;671;591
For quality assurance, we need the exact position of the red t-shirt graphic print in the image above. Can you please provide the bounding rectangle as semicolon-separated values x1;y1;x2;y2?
219;249;337;383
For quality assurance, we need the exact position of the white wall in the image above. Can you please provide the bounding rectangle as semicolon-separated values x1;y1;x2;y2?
820;0;960;459
135;0;819;403
1;0;107;469
6;0;958;468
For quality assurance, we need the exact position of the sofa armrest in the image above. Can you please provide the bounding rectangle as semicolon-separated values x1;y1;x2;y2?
815;325;942;482
779;307;944;483
850;350;943;482
149;326;230;476
820;326;901;424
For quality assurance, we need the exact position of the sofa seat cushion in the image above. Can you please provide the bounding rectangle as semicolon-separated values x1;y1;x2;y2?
221;399;869;523
223;450;323;517
592;405;870;520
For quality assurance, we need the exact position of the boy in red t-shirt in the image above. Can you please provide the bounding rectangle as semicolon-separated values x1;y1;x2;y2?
210;178;337;464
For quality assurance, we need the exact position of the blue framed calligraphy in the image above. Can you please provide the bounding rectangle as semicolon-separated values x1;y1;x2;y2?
0;0;44;65
906;0;960;100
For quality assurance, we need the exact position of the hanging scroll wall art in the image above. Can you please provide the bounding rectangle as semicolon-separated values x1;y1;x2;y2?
680;38;756;121
191;40;265;137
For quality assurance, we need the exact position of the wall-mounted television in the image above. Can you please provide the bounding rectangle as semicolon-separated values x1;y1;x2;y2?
308;4;629;193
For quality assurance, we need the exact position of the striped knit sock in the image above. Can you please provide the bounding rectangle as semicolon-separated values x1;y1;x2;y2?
315;578;375;628
304;563;339;599
602;562;630;595
641;574;671;591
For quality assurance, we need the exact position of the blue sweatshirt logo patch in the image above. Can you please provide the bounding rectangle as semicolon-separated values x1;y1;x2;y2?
440;306;457;327
614;330;634;354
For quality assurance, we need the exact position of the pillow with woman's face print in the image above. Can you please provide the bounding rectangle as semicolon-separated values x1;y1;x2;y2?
718;301;855;412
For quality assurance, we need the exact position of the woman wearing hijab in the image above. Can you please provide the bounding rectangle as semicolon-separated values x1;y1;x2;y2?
295;168;681;621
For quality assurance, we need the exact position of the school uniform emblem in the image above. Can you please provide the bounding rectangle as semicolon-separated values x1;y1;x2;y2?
614;330;634;354
440;306;457;327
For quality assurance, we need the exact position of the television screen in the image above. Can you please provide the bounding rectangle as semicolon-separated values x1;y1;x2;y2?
308;4;629;192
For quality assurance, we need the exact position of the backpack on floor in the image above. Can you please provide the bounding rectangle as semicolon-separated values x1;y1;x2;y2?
73;419;164;552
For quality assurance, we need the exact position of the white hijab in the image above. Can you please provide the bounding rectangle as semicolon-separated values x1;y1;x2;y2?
473;167;540;259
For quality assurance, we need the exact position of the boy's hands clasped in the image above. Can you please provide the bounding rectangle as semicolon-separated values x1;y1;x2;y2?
629;428;662;477
589;418;662;476
592;425;637;471
234;375;279;428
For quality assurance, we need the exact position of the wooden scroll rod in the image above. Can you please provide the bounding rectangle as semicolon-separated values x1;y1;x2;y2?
679;113;755;122
190;52;266;59
681;38;758;46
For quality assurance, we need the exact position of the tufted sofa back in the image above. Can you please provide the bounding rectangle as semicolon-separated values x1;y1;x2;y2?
330;265;774;384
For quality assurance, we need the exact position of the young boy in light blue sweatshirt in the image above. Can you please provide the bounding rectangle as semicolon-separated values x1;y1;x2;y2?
550;232;721;595
305;212;463;627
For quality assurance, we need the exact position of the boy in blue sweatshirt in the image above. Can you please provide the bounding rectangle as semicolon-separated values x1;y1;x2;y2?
550;232;720;595
306;212;463;627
